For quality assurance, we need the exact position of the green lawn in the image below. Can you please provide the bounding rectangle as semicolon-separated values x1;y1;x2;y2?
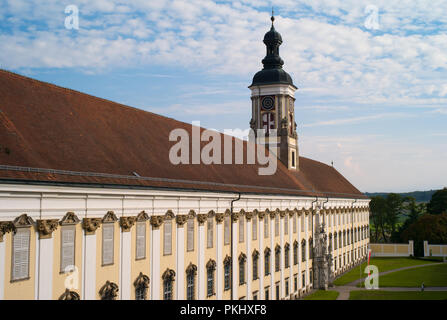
376;263;447;287
349;290;447;300
333;257;439;286
303;290;340;300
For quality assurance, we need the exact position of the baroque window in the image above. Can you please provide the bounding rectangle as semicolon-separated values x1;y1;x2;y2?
12;228;31;281
309;237;313;259
275;245;281;272
264;248;271;276
60;225;75;273
252;215;257;240
163;219;172;255
224;215;230;245
301;239;306;262
162;269;176;300
223;256;231;291
136;222;146;259
239;253;247;285
186;263;197;300
207;217;213;248
187;217;194;251
102;223;114;265
252;250;259;280
239;216;244;243
264;216;269;238
293;241;298;265
134;272;150;300
206;259;216;297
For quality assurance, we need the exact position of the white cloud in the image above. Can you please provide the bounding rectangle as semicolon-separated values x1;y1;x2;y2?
302;112;412;127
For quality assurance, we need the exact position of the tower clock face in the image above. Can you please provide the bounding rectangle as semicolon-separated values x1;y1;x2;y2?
261;96;275;110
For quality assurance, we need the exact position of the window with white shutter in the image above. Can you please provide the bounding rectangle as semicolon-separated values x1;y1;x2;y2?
239;217;244;243
12;228;30;281
293;214;297;233
136;222;146;260
264;217;269;238
207;217;213;248
61;226;75;272
102;223;114;265
224;216;230;245
187;218;194;251
275;215;279;236
164;219;172;255
252;216;257;240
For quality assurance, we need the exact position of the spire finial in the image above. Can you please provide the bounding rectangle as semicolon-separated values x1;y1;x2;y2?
271;7;275;25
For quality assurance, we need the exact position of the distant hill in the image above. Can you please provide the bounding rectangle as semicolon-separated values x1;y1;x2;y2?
364;190;439;203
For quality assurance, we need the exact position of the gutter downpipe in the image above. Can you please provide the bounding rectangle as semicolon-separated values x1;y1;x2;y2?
230;192;241;300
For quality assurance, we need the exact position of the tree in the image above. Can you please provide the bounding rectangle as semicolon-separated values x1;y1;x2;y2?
427;188;447;215
369;196;387;242
400;213;447;256
397;197;425;242
385;193;403;240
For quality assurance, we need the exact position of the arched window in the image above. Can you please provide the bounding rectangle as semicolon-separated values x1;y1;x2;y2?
301;240;306;262
334;233;338;250
239;253;247;285
284;243;290;268
293;241;298;265
308;237;313;259
339;231;342;248
99;281;119;300
134;272;150;300
264;248;271;276
275;245;281;272
162;268;175;300
206;259;216;297
252;250;259;280
223;255;231;291
343;231;346;247
329;233;333;252
185;263;197;300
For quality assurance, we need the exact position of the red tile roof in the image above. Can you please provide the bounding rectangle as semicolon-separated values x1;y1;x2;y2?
0;69;366;199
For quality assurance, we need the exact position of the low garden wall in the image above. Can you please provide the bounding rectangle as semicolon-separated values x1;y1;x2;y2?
370;241;414;257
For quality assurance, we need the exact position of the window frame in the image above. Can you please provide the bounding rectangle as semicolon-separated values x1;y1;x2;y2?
163;219;172;256
102;223;115;266
60;225;76;273
11;227;31;282
135;222;146;260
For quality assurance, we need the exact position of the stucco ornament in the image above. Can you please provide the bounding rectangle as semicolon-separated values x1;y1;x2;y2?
36;219;59;239
119;216;136;232
82;218;102;235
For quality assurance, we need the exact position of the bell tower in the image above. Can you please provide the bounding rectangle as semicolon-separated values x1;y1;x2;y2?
249;12;299;170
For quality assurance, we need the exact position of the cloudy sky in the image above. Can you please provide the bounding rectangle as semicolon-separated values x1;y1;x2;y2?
1;0;447;193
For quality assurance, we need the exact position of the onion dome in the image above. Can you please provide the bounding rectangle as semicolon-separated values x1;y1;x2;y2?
251;13;295;88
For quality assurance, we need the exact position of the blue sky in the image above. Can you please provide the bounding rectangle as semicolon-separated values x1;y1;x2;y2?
1;0;447;193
